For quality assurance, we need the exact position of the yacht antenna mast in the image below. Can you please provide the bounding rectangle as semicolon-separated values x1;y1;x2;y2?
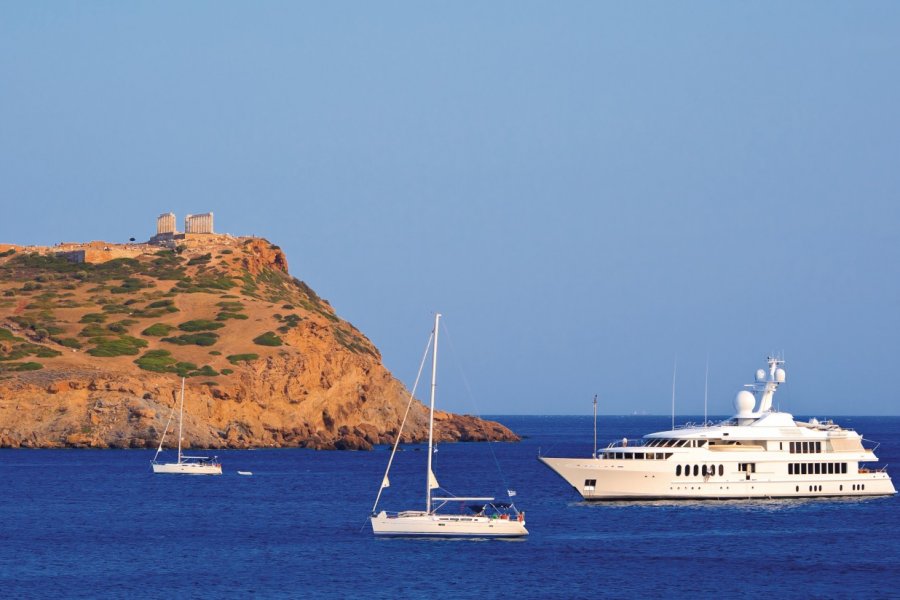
593;394;598;458
671;358;677;431
704;355;709;426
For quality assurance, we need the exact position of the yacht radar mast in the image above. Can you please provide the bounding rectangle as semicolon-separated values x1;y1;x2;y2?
747;355;786;414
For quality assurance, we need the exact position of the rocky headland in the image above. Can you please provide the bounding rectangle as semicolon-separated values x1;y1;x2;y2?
0;235;517;449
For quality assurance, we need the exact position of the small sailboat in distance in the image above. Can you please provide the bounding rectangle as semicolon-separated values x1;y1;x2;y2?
151;378;222;475
370;313;527;537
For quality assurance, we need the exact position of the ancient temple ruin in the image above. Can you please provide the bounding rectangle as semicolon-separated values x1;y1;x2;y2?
149;211;215;245
185;212;214;234
156;212;176;235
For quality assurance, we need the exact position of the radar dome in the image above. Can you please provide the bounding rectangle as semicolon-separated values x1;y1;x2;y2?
755;369;766;382
734;390;756;416
775;368;786;383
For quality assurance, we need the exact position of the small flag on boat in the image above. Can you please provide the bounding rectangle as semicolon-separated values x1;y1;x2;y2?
428;469;440;489
507;489;517;497
381;475;390;489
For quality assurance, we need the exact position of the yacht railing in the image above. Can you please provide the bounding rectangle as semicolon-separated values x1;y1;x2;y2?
671;420;722;430
604;439;647;450
861;438;881;453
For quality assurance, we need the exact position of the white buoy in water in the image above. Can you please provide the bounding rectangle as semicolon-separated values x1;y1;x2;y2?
237;471;253;476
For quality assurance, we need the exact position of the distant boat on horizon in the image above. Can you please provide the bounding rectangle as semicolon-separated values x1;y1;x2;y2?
151;378;222;475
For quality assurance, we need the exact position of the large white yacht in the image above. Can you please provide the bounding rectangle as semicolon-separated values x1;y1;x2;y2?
540;356;896;500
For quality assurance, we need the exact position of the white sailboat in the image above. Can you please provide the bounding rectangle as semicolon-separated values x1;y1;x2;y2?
370;313;527;537
151;378;222;475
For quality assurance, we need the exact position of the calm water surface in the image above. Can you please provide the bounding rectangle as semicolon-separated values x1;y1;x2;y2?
2;416;899;598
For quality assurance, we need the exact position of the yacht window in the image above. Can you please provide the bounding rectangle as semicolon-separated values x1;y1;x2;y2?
676;465;682;476
816;441;822;453
841;463;848;474
788;464;793;475
814;463;821;474
680;440;690;447
789;442;795;454
802;441;808;454
584;479;596;490
702;465;708;477
634;453;644;460
693;465;699;476
684;464;690;476
801;464;807;475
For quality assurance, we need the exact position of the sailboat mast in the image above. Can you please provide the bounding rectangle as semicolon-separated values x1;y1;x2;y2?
177;377;185;464
426;313;440;514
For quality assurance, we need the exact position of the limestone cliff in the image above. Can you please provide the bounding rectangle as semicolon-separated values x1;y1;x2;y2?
0;236;517;449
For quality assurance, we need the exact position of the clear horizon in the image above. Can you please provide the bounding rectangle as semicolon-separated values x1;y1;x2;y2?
2;2;899;415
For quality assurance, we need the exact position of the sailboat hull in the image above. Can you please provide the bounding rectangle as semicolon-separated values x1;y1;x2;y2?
152;462;222;475
371;511;528;537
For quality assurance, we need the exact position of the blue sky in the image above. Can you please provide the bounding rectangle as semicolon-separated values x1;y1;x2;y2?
1;2;898;415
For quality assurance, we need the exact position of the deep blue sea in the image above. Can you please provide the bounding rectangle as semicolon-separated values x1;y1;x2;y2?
2;415;899;599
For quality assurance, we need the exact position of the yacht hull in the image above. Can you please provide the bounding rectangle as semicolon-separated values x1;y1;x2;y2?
540;456;896;500
152;462;222;475
371;511;528;537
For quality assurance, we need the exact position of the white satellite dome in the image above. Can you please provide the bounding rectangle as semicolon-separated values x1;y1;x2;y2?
734;390;756;416
775;368;786;383
755;369;766;382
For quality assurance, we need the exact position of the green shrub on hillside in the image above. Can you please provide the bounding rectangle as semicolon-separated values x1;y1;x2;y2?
106;321;131;334
216;312;248;321
79;324;110;338
79;313;108;324
187;253;212;266
252;332;282;347
142;323;174;336
147;299;177;310
111;277;153;294
191;365;218;377
87;336;148;357
227;353;258;365
101;303;131;314
178;319;225;332
53;337;82;349
0;361;42;372
161;332;219;346
134;349;177;372
134;349;218;377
